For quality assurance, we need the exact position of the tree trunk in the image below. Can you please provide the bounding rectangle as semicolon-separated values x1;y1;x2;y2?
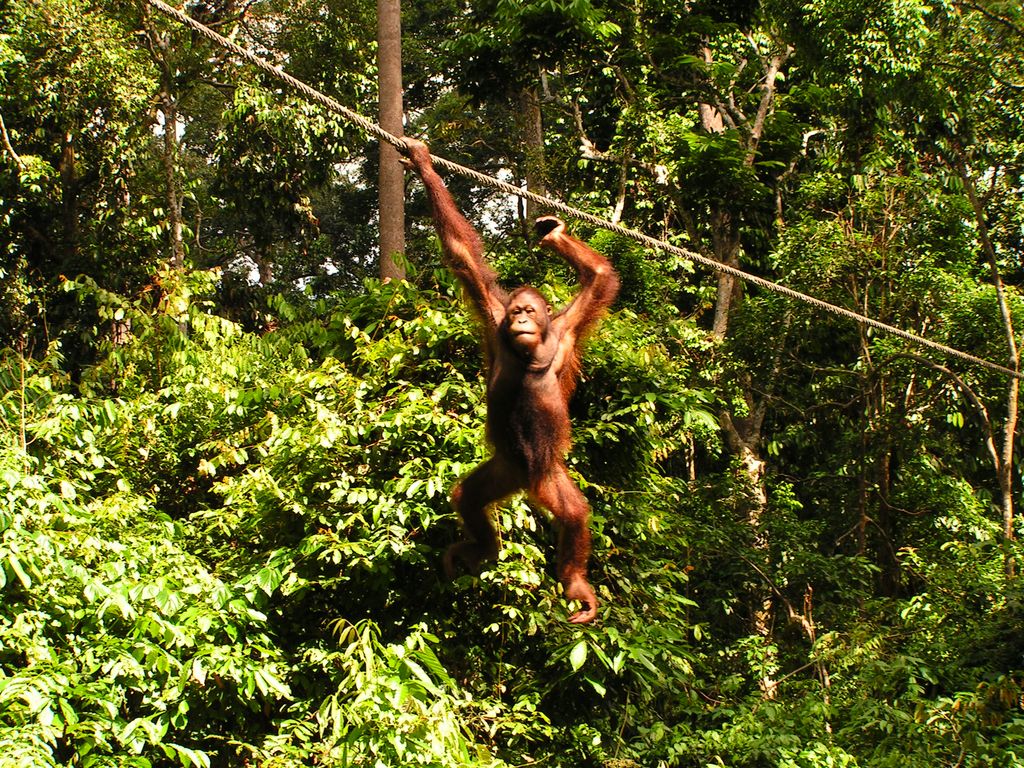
159;89;185;271
700;44;788;339
951;150;1020;578
59;131;79;264
695;50;736;339
710;209;741;339
720;411;776;697
517;84;546;226
377;0;405;281
255;254;274;286
698;42;791;696
140;2;185;272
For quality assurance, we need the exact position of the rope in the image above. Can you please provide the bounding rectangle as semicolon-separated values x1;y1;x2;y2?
144;0;1023;381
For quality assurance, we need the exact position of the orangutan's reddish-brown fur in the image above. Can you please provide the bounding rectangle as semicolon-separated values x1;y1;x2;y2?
403;139;619;623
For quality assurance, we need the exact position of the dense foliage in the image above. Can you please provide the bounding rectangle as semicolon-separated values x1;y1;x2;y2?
2;1;1023;766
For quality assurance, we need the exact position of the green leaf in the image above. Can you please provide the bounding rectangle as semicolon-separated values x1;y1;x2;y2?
402;655;443;697
255;566;283;596
7;553;32;588
569;640;588;671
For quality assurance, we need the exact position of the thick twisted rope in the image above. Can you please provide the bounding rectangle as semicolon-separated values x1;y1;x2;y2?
144;0;1022;380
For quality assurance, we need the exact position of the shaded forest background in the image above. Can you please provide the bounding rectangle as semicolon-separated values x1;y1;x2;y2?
2;0;1024;766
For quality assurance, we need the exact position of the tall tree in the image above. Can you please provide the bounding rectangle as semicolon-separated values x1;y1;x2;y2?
0;0;157;354
377;0;405;280
140;1;186;271
931;1;1023;577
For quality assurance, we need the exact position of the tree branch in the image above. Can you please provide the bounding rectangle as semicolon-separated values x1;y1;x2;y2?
887;352;1000;475
745;46;792;165
571;100;669;184
0;111;25;170
954;0;1024;39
